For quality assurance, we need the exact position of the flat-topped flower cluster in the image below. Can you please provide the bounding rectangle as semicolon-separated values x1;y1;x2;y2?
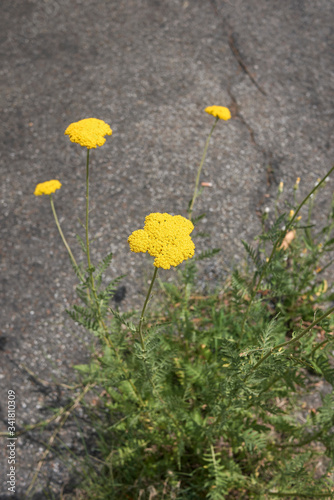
34;179;62;196
128;213;195;269
64;118;112;149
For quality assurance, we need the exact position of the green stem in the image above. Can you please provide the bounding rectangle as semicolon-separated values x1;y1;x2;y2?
238;165;334;348
188;117;219;219
84;149;101;305
49;194;82;277
85;149;94;282
266;492;331;498
243;304;334;383
138;267;158;351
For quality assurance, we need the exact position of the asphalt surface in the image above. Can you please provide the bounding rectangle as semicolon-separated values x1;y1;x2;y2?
1;0;333;497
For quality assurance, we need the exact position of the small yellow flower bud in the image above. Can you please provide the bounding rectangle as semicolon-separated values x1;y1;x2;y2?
294;177;301;190
278;181;284;193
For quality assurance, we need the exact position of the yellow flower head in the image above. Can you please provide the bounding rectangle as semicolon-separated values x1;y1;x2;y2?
64;118;112;149
205;106;231;121
128;213;195;270
34;179;62;196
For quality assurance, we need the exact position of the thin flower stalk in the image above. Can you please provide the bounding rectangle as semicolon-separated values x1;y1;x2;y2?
138;266;158;352
188;106;231;218
85;148;96;295
188;117;219;218
49;194;82;279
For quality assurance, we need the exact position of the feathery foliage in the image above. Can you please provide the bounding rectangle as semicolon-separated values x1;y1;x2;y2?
30;116;334;499
65;173;334;499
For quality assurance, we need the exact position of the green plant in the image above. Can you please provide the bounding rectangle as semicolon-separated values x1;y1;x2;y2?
24;113;334;499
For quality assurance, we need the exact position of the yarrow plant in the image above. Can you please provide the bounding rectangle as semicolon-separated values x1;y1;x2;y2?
24;107;334;499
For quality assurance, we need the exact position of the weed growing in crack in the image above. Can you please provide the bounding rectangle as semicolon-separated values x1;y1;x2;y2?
22;110;334;498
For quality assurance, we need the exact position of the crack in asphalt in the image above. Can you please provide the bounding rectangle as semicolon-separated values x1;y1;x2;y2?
228;33;267;97
207;0;275;210
227;88;278;215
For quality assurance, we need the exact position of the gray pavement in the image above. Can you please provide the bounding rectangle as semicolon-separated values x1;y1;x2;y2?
1;0;333;497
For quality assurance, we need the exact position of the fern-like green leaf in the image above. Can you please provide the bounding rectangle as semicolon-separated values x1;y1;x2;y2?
109;307;137;332
242;240;263;271
76;234;87;254
312;354;334;386
195;248;221;261
95;252;113;282
231;270;252;297
259;315;281;350
191;213;206;226
260;213;286;243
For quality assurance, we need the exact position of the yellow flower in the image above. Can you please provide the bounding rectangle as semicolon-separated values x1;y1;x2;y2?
34;180;62;196
205;106;231;121
128;213;195;270
64;118;112;149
